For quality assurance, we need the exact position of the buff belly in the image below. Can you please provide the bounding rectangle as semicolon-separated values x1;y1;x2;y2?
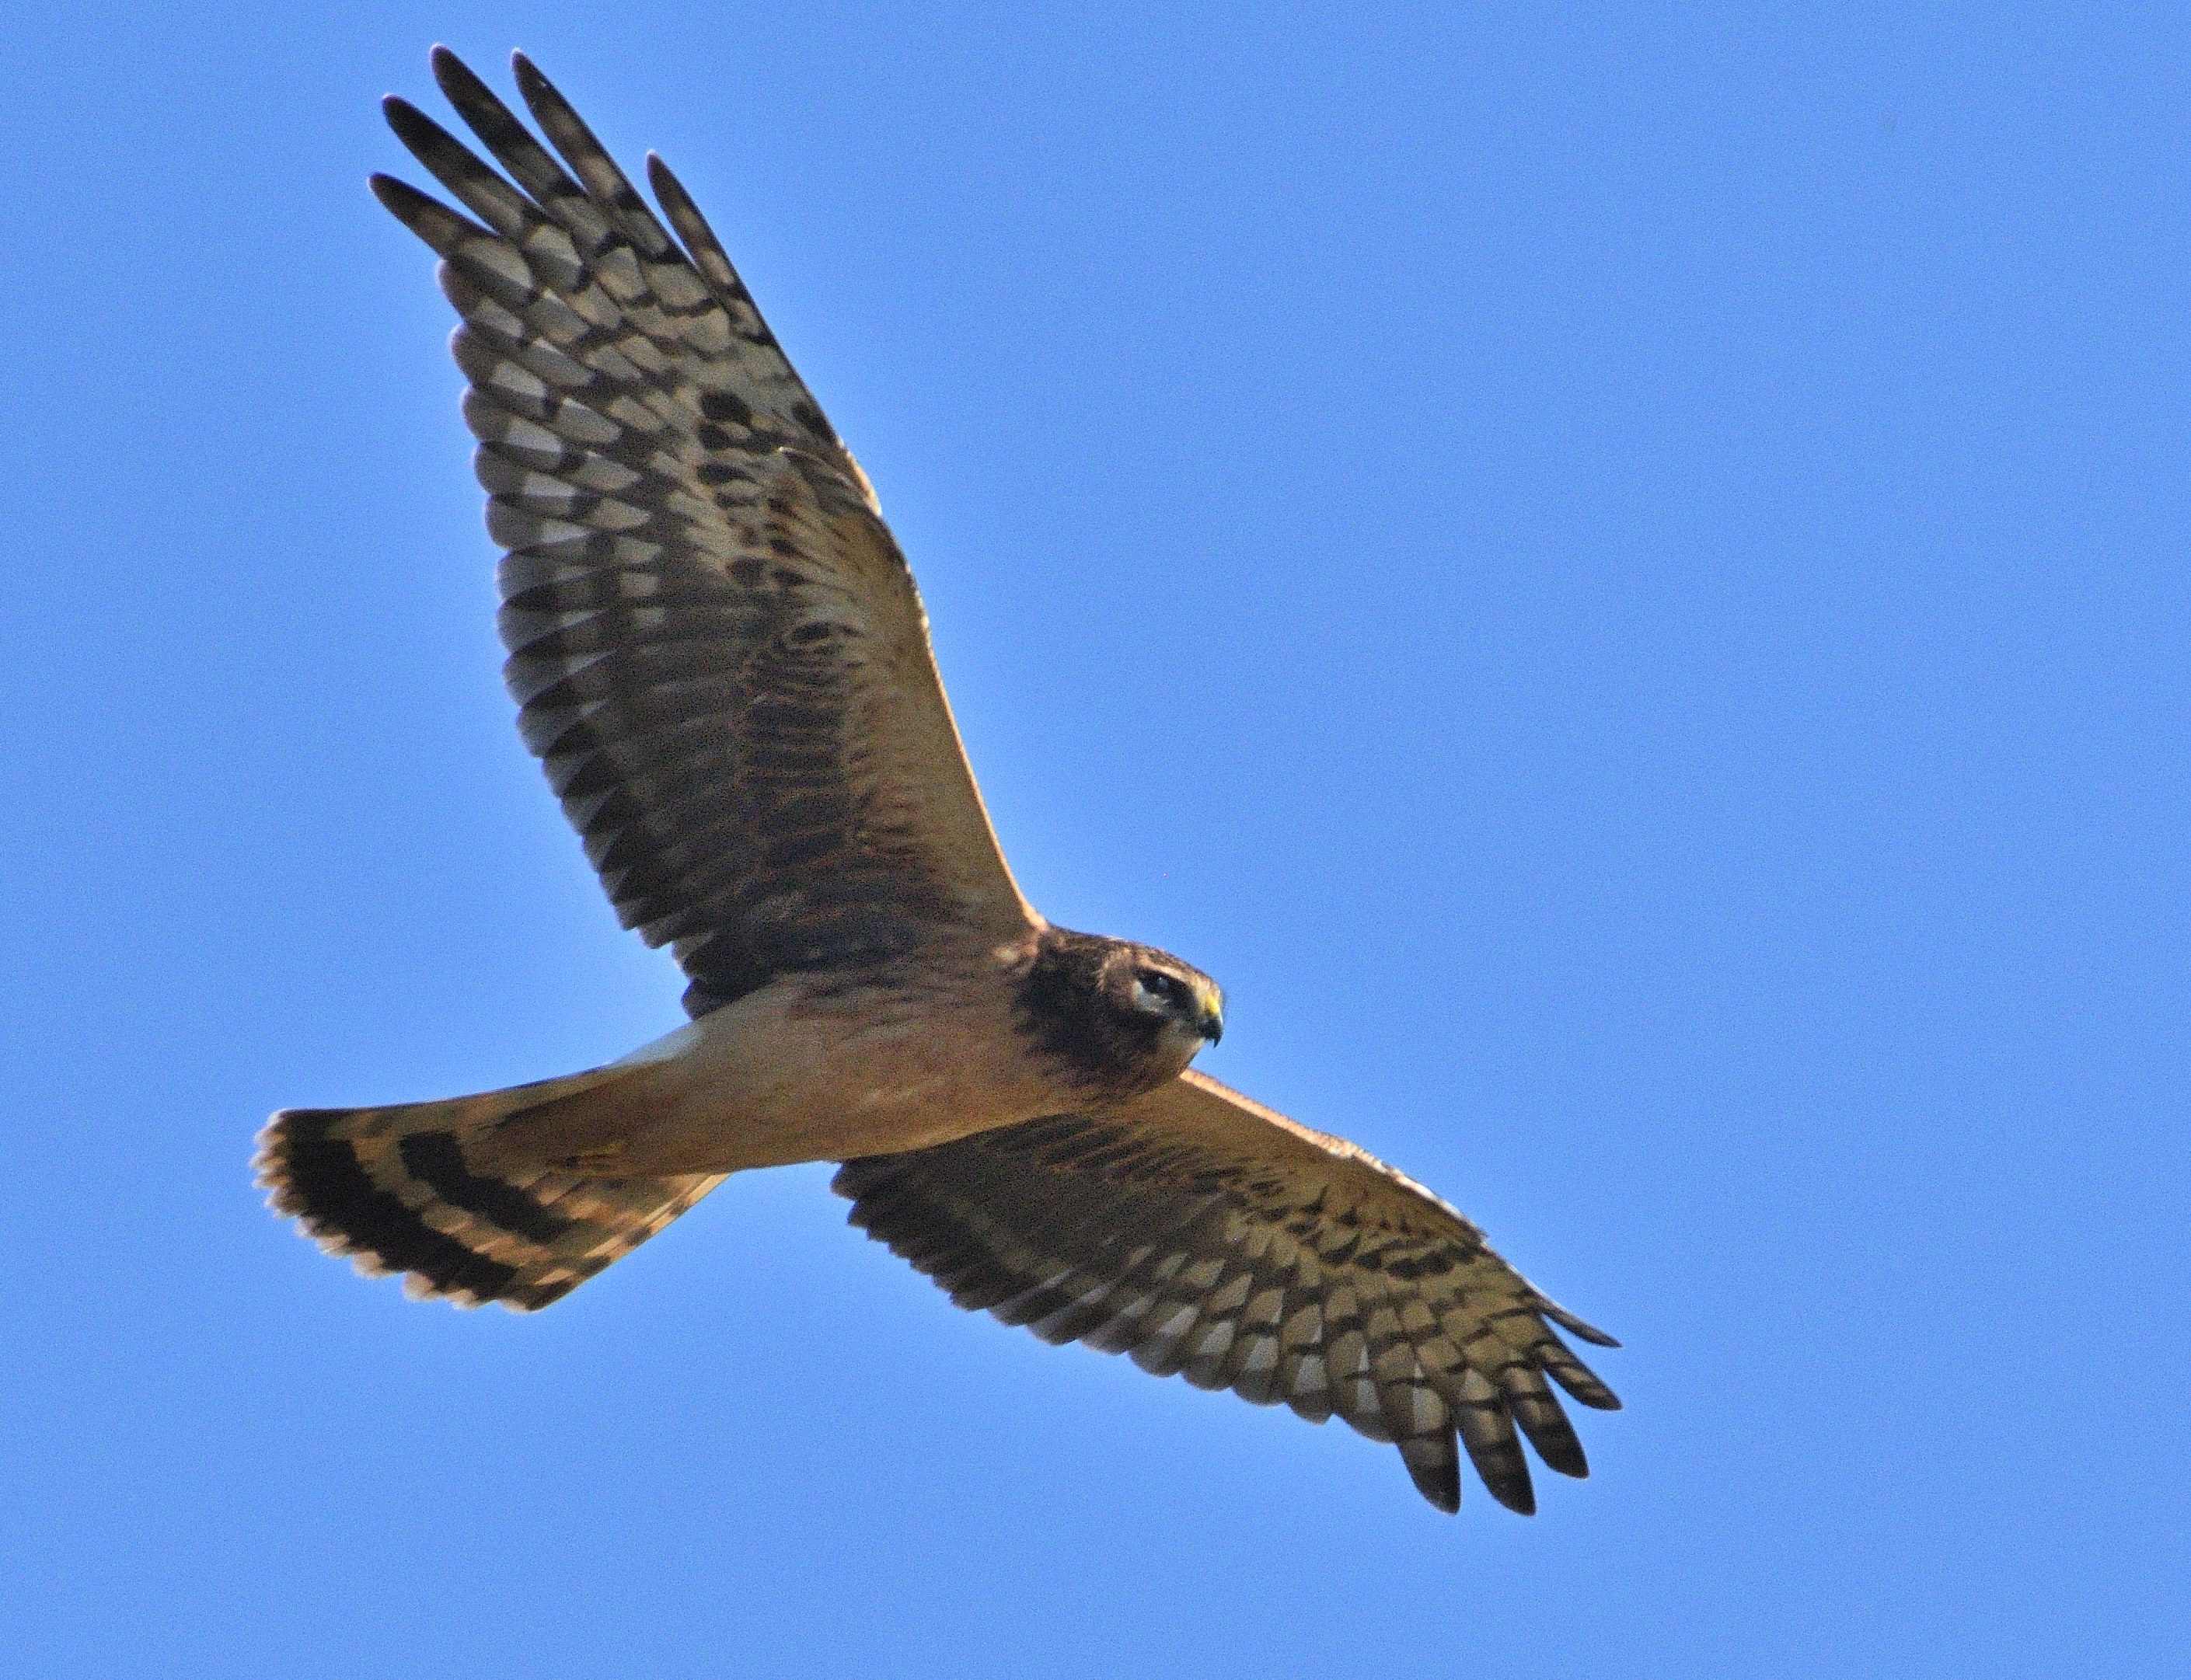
467;975;1051;1177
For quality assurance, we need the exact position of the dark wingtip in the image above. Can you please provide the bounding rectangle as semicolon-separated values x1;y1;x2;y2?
1539;1299;1622;1347
382;95;438;152
645;153;689;214
1488;1476;1537;1516
511;50;548;98
1421;1468;1462;1514
431;44;493;106
1536;1438;1592;1480
366;173;421;218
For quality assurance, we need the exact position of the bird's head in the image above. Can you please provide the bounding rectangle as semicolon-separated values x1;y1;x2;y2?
1017;929;1225;1096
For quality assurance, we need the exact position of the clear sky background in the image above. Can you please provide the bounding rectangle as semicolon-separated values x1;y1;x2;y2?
4;4;2184;1675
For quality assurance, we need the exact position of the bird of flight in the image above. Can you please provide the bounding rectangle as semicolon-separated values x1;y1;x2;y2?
256;47;1621;1515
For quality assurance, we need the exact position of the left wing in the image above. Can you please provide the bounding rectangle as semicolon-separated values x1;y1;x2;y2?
372;51;1038;1018
833;1069;1619;1514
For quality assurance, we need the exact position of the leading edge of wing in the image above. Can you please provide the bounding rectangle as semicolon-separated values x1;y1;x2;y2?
1165;1071;1621;1349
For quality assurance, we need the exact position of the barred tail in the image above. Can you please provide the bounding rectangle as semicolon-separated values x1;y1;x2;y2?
254;1065;722;1311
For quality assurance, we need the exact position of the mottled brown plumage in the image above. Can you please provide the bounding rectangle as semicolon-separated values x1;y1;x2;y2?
256;48;1620;1516
836;1072;1620;1514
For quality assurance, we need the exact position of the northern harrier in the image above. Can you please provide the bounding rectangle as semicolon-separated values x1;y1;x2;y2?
257;48;1621;1515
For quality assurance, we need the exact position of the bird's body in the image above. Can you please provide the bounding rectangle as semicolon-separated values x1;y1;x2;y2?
473;957;1046;1178
259;47;1621;1516
458;925;1220;1178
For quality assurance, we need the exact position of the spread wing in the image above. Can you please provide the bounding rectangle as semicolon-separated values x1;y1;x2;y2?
833;1069;1620;1514
375;49;1035;1016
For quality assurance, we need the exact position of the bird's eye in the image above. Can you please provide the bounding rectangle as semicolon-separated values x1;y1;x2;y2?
1137;970;1176;999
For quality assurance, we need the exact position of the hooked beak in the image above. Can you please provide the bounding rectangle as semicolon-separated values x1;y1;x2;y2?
1195;989;1225;1044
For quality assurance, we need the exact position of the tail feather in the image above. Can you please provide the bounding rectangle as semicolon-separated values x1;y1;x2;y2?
255;1066;722;1311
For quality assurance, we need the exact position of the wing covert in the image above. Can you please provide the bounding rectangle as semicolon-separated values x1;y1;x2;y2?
833;1069;1620;1514
375;50;1034;1015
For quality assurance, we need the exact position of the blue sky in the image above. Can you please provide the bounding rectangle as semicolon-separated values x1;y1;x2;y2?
4;3;2185;1675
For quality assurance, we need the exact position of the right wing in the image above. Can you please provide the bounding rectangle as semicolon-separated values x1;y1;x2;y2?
835;1069;1620;1514
375;50;1037;1016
